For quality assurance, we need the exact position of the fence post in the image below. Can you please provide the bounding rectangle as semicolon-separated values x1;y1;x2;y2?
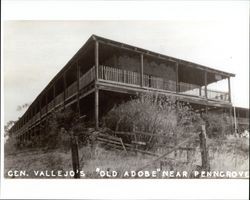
70;131;80;178
199;125;210;171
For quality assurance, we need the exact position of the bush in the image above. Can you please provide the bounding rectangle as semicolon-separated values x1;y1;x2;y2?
202;112;232;138
4;136;19;155
103;93;203;148
41;107;86;151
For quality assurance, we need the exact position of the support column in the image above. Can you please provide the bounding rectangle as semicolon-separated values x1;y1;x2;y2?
76;61;80;115
45;94;48;114
204;71;208;99
233;106;237;133
95;88;99;130
63;73;66;109
95;40;99;81
53;85;56;108
39;99;42;121
94;40;99;130
228;77;231;102
229;107;234;134
176;62;179;92
140;54;144;87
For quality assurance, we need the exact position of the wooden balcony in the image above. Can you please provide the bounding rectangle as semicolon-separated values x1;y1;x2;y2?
79;67;95;89
98;65;229;102
66;81;77;99
207;89;229;102
48;100;54;112
55;93;64;106
41;106;47;116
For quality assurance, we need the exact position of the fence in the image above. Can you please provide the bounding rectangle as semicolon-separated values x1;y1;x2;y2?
70;125;210;178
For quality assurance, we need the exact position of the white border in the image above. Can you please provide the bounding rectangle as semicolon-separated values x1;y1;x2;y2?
1;1;249;199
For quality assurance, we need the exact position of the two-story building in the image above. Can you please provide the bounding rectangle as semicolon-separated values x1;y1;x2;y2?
9;35;237;144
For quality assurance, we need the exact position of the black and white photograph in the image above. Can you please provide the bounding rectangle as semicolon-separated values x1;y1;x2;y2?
1;0;249;199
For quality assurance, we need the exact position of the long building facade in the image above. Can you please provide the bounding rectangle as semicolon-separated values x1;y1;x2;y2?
10;35;240;143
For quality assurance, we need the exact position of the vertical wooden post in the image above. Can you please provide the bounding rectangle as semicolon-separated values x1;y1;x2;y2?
176;62;179;92
228;107;233;133
45;94;48;114
53;85;56;108
228;77;231;102
95;40;99;81
76;61;80;116
39;100;42;120
140;54;144;87
204;71;208;99
95;88;99;130
199;125;210;171
174;134;178;158
70;131;80;178
63;73;66;109
95;40;99;130
233;106;238;134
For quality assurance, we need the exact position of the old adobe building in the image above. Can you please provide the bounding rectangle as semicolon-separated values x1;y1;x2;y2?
10;35;248;143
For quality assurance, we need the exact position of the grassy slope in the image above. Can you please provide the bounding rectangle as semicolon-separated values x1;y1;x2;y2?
4;137;249;179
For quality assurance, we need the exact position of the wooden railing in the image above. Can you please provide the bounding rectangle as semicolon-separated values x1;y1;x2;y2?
144;74;176;91
48;100;54;111
178;82;205;97
66;81;77;98
98;65;229;101
207;89;229;101
99;65;140;86
41;106;47;116
34;112;40;122
79;67;95;89
55;92;64;106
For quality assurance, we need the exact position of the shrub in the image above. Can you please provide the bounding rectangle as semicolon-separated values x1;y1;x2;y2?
202;112;232;138
4;136;19;155
41;107;86;151
103;93;203;149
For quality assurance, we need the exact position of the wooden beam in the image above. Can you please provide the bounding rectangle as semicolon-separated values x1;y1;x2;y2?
63;73;66;109
140;54;144;87
228;77;231;103
53;85;56;108
95;40;99;81
204;71;208;99
76;61;80;115
233;106;237;133
45;94;48;113
95;88;99;130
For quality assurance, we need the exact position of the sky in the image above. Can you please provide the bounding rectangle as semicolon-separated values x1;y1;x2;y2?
3;5;249;125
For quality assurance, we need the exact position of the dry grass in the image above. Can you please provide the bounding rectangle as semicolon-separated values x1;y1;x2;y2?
4;136;249;179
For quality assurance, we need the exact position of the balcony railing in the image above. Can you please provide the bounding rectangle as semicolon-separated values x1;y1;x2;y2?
48;100;54;111
144;74;176;91
178;82;205;97
41;106;47;116
66;81;77;98
55;92;64;106
99;65;140;86
79;67;95;89
98;65;229;102
207;89;229;101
